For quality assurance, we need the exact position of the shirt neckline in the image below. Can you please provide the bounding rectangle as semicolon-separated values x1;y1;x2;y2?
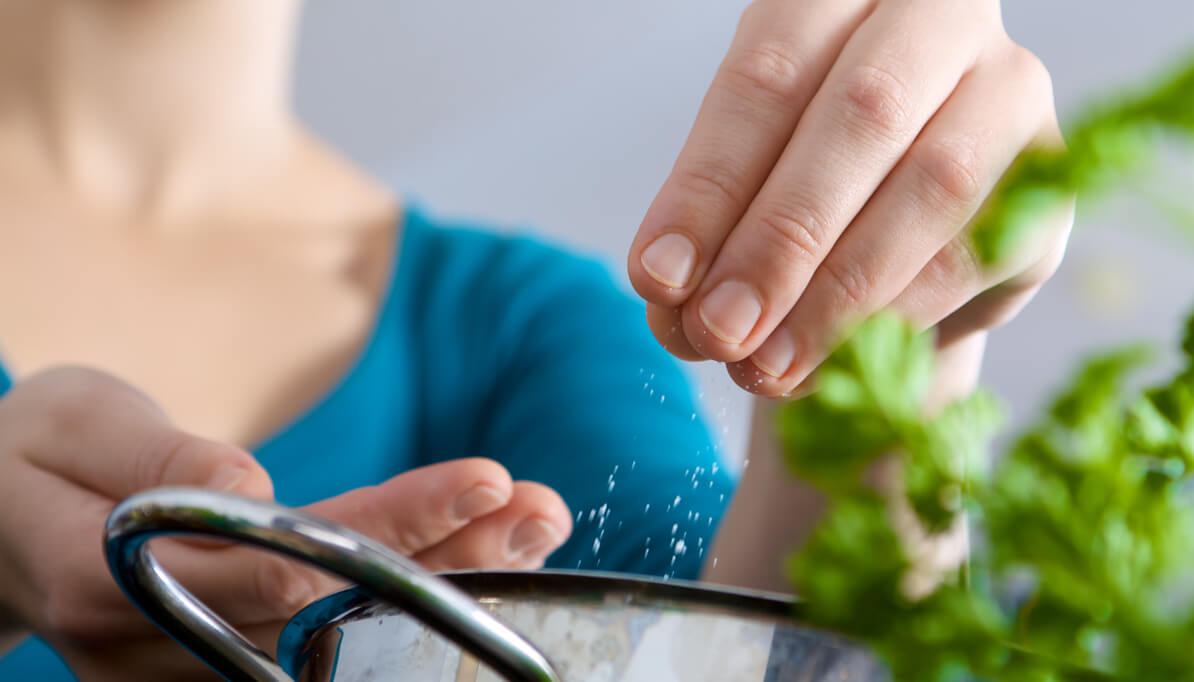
0;202;417;455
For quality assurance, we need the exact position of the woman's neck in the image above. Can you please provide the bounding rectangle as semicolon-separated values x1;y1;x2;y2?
0;0;302;223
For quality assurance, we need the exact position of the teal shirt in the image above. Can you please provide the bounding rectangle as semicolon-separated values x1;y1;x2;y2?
0;204;734;678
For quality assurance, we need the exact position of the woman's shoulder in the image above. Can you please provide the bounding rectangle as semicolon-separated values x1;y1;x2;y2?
394;203;636;335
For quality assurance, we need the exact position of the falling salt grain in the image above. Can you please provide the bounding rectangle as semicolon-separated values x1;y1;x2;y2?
671;523;678;534
588;509;596;521
592;538;601;554
644;503;650;514
660;394;666;404
673;496;681;506
674;539;686;555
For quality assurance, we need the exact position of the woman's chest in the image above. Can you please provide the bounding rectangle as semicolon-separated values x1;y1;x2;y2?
0;219;395;448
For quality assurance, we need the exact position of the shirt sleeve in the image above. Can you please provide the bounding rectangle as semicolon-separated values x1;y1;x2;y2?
409;226;735;580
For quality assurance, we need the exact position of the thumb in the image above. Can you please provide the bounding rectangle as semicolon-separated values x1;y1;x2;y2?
11;367;272;500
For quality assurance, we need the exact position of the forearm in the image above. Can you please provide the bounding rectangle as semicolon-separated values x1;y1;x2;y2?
703;331;988;593
702;397;825;592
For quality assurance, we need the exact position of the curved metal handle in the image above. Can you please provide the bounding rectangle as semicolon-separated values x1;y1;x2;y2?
103;487;561;682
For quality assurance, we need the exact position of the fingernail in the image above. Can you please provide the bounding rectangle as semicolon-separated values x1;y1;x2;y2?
698;280;762;344
640;234;698;289
206;466;248;492
750;329;796;378
454;484;508;521
508;517;564;558
781;375;818;401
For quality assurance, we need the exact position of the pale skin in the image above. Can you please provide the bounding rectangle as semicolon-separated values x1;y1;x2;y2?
628;0;1072;589
0;0;1069;678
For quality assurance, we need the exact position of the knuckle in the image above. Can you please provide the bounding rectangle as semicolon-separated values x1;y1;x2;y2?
838;64;912;142
912;138;984;209
820;257;873;307
755;203;831;264
1017;235;1068;291
391;524;435;557
672;159;748;215
1008;44;1056;112
38;368;119;437
929;238;983;292
133;431;190;491
724;42;806;105
254;556;319;616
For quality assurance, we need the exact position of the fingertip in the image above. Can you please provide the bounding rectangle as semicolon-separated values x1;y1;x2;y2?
450;458;514;497
629;230;704;308
205;444;274;499
726;359;813;399
646;304;705;361
680;300;756;363
511;481;573;539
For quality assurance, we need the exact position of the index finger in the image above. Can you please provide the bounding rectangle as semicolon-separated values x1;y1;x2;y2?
628;0;870;309
681;0;993;362
9;367;271;500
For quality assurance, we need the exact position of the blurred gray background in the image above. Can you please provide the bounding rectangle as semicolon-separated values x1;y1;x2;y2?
293;1;1194;465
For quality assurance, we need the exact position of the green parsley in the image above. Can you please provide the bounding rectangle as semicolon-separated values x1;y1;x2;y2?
779;54;1194;681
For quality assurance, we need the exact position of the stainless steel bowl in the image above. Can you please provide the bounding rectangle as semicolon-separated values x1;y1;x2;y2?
103;488;885;682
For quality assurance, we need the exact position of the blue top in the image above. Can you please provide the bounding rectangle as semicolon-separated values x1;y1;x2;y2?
0;204;734;679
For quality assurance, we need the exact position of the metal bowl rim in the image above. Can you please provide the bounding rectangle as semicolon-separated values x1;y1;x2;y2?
276;569;803;676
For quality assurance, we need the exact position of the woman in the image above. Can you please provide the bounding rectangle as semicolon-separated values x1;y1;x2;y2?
0;0;1069;679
